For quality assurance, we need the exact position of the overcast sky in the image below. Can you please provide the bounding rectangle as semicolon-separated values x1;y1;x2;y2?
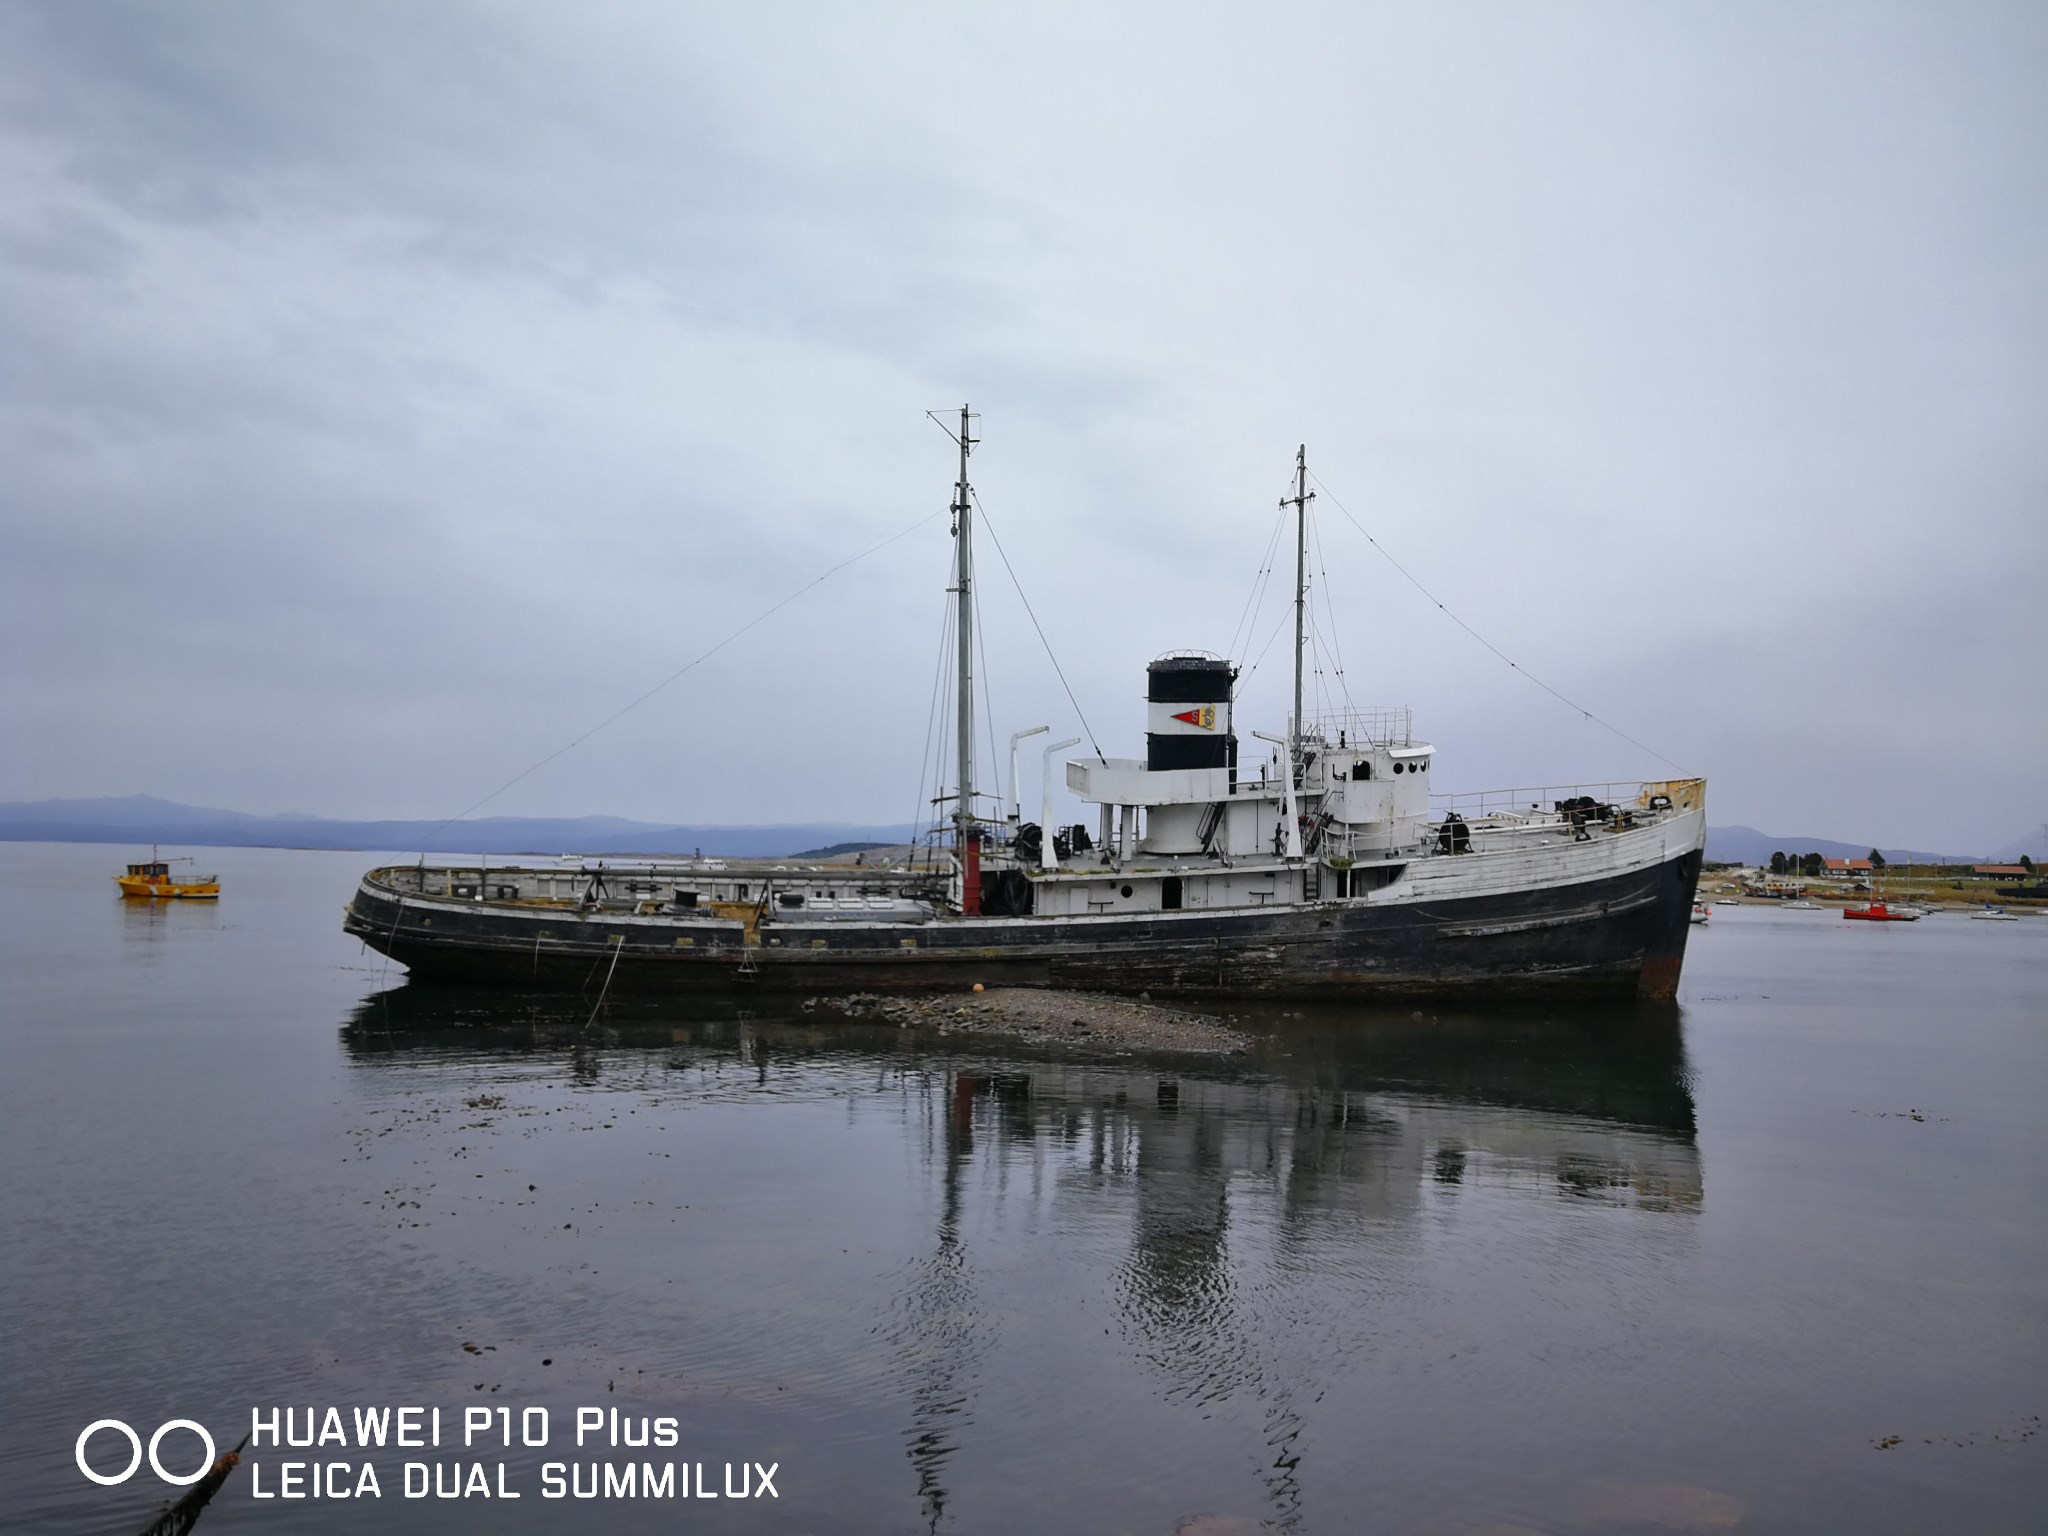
2;1;2042;853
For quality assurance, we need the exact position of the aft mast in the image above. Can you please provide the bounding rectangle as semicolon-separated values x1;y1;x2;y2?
948;405;981;912
1284;444;1315;765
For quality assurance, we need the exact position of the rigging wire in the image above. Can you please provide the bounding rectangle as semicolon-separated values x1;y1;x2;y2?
908;590;955;875
1304;620;1325;721
1311;614;1353;722
412;505;949;850
1306;554;1356;714
1226;498;1292;665
1242;604;1294;682
1307;500;1351;698
926;598;958;865
1227;467;1314;666
968;487;1107;764
1308;617;1348;722
1311;616;1352;715
977;592;1001;815
1306;469;1685;772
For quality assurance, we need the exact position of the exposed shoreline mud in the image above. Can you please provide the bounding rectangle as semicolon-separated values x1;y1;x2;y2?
802;987;1250;1055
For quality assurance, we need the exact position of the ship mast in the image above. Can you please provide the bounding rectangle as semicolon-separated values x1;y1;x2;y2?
1284;444;1315;765
950;405;978;849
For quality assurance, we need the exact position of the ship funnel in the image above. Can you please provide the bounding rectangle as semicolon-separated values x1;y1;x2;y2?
1145;654;1237;773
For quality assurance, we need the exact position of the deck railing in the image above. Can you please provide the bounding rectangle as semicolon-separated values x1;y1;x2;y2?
1429;779;1704;821
1307;707;1414;748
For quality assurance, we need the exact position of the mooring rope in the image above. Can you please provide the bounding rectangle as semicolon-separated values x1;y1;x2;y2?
582;937;624;1032
371;891;405;992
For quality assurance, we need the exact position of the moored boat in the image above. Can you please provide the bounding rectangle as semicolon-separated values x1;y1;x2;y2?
346;417;1706;1001
1740;878;1806;901
1843;900;1917;922
1970;906;2019;921
115;851;220;900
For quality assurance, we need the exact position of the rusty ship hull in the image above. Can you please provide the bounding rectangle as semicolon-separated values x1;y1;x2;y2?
344;835;1701;1003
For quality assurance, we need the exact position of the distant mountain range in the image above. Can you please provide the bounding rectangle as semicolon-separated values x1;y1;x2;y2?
0;795;915;859
1703;825;2036;866
0;795;2036;865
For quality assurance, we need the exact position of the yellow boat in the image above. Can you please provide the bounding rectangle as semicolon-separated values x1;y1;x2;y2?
115;851;220;900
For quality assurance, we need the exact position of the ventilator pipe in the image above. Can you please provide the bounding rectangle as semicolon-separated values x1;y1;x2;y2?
1252;730;1302;858
1039;737;1080;869
1009;725;1048;826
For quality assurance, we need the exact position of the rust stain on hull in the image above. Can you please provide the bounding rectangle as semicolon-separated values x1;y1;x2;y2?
1636;954;1684;1001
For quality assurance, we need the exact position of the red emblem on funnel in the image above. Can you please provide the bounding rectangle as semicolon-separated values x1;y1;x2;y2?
1170;706;1217;729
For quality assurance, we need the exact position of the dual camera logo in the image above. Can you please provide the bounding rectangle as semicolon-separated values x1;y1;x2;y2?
75;1419;216;1486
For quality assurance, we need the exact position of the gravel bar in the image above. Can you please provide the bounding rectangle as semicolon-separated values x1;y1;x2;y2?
803;987;1250;1055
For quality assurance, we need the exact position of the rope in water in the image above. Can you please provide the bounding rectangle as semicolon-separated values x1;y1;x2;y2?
583;936;624;1032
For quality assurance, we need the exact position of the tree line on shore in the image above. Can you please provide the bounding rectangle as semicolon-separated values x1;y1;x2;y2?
1765;850;2036;877
1767;849;1886;877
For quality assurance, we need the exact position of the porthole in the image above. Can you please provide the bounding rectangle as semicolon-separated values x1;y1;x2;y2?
1120;884;1134;898
1393;762;1404;774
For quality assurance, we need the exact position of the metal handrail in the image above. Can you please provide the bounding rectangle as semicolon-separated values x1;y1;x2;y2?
1429;780;1700;819
1306;706;1414;747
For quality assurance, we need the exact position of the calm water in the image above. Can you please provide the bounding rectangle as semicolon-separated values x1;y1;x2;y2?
2;841;2043;1535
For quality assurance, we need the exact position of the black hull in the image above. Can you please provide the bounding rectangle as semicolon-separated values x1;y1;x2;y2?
346;846;1703;1002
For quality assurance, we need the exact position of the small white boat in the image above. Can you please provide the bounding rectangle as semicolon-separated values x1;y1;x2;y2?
1713;898;1738;907
1971;906;2019;922
1784;899;1820;910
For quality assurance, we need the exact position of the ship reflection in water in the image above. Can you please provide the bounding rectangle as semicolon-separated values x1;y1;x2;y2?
341;989;1700;1533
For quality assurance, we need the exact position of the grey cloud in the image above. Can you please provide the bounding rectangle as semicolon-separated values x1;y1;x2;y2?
1;1;2042;850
